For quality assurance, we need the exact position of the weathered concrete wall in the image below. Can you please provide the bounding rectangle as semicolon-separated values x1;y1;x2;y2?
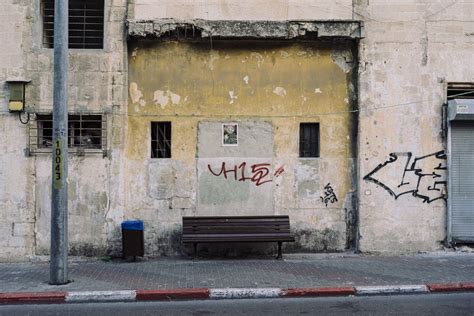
2;0;474;260
0;0;40;261
0;0;128;261
127;40;357;255
356;0;474;253
130;0;354;21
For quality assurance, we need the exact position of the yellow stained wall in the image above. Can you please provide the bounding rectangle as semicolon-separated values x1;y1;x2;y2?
126;40;355;252
127;41;352;160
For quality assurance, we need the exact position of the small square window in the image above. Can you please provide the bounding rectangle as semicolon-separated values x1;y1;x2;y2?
151;122;171;158
299;123;320;158
68;114;103;149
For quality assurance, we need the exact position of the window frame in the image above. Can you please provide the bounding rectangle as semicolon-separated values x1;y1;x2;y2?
151;121;172;159
299;122;320;158
41;0;105;50
29;112;107;156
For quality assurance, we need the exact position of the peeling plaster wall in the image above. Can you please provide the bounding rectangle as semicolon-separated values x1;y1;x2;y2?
355;0;474;253
127;41;357;255
3;0;473;260
0;0;128;261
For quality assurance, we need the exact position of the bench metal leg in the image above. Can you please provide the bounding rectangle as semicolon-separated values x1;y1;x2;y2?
276;241;283;260
193;243;198;259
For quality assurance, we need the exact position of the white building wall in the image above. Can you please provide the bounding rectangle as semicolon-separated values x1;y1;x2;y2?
356;0;474;253
0;0;129;261
131;0;354;20
0;0;36;261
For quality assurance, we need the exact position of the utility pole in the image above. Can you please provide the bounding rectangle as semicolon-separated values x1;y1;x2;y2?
50;0;69;285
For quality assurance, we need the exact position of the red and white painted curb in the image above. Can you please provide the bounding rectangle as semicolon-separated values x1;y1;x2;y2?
355;285;428;296
0;283;473;305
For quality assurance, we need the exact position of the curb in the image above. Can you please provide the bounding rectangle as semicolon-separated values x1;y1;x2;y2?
136;289;210;301
66;290;136;303
0;292;65;304
282;287;356;297
355;285;428;296
1;283;473;305
427;282;474;293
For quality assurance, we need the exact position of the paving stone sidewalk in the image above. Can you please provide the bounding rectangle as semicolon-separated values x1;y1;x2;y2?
0;253;473;293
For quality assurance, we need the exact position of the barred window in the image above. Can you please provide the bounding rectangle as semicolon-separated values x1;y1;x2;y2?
42;0;105;49
30;113;106;154
151;122;171;158
299;123;320;158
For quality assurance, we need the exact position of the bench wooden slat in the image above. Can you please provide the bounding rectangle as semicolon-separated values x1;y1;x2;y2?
183;232;293;237
182;215;295;259
183;226;290;231
183;222;290;226
183;216;290;220
183;235;295;240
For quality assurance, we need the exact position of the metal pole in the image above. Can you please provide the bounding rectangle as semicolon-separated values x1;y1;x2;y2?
50;0;69;285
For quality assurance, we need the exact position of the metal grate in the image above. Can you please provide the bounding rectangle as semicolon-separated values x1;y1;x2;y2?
299;123;320;158
42;0;104;49
29;113;107;155
448;82;474;100
151;122;171;158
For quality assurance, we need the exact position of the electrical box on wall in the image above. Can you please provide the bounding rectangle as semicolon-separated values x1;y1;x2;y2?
448;99;474;121
6;79;30;112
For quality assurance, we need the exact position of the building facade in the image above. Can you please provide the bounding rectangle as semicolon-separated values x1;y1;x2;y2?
0;0;473;261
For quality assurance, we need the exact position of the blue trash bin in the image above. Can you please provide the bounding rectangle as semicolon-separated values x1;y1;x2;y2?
121;220;144;259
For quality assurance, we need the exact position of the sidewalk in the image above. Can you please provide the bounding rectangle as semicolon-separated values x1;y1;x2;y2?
0;252;473;303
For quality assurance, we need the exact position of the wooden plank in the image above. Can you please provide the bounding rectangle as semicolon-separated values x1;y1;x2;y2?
183;229;291;234
183;216;290;220
183;234;292;238
183;219;290;225
183;227;290;231
182;215;295;245
183;237;295;243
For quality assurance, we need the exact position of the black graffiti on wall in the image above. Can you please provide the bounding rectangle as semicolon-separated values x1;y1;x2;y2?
363;150;447;203
320;183;338;207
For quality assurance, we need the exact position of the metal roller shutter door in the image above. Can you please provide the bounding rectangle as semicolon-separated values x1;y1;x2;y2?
451;121;474;242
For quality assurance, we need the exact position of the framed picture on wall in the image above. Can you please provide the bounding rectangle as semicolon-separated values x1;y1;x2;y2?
222;123;238;146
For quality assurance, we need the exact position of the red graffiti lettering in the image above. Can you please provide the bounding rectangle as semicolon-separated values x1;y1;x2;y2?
207;162;238;180
207;162;285;187
238;162;252;182
274;165;285;177
250;163;272;186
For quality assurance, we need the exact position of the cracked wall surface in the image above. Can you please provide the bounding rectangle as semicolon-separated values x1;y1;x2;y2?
355;0;474;253
0;0;129;261
127;40;357;255
126;19;363;40
1;0;474;260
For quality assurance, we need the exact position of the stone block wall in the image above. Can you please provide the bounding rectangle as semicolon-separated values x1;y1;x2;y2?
0;0;128;261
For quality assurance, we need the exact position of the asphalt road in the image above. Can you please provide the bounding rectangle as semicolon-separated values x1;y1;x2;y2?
0;293;473;316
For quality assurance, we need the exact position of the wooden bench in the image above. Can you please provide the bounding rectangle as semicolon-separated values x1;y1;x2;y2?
182;215;295;259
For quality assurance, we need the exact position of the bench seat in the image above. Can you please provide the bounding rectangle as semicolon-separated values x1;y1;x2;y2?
182;216;295;259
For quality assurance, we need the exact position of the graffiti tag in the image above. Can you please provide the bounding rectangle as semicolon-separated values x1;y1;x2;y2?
320;183;338;207
363;150;447;203
208;162;285;186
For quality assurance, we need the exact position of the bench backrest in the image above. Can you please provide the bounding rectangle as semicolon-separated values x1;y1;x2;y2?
182;216;294;242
